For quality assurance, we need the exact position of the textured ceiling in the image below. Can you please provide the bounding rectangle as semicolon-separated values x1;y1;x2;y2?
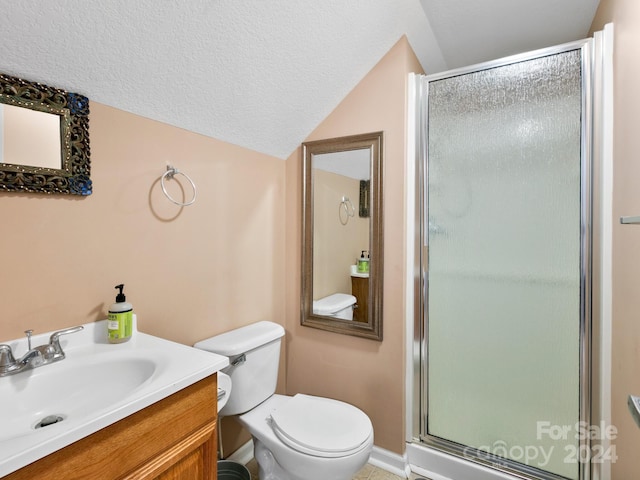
0;1;599;160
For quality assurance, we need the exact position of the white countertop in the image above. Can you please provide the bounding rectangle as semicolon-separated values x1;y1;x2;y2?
350;272;370;278
0;319;228;477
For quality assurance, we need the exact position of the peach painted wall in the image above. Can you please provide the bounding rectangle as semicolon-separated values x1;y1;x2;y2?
285;36;424;454
591;3;640;478
0;102;287;454
0;102;286;363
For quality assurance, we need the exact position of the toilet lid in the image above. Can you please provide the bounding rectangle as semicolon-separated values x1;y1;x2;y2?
269;394;372;458
312;293;356;316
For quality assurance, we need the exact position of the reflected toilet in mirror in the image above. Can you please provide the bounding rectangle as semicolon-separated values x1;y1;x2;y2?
312;293;357;320
301;132;383;340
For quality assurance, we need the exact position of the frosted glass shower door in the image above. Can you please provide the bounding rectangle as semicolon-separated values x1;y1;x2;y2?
425;49;585;480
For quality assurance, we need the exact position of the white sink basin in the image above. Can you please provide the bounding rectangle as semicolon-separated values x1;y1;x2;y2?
0;318;228;477
0;356;156;443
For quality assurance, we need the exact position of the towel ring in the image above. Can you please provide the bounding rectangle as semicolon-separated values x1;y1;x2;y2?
161;165;197;206
339;196;355;225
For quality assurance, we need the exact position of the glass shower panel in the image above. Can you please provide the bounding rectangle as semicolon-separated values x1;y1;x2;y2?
426;50;582;479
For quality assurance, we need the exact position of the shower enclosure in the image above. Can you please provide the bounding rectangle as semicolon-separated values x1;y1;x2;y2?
407;33;611;480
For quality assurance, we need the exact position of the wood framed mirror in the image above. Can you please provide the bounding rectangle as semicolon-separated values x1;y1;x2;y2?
301;131;383;340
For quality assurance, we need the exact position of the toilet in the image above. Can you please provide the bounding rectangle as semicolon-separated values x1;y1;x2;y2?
194;321;373;480
312;293;356;320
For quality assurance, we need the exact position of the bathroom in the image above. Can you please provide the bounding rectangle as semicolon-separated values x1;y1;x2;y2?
0;1;639;479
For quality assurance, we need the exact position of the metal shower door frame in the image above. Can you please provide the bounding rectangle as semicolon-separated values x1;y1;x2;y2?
412;38;594;480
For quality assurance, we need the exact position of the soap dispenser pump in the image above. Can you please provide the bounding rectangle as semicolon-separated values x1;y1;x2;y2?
108;284;133;344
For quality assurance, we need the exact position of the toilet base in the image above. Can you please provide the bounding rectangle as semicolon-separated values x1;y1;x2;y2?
253;438;292;480
253;437;371;480
238;395;373;480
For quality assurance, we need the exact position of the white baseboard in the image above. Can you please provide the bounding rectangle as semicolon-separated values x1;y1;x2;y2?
406;442;514;480
226;439;255;465
227;441;412;478
368;445;412;478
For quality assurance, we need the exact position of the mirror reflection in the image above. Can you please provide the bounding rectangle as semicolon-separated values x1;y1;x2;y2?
312;149;370;321
302;131;383;341
1;104;61;169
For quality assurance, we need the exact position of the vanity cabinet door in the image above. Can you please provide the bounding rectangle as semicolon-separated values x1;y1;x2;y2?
156;448;206;480
139;420;217;480
351;276;369;323
5;375;218;480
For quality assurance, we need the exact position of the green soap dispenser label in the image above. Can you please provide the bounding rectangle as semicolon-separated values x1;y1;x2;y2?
108;311;133;340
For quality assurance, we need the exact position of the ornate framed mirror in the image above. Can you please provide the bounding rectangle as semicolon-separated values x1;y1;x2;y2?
0;72;91;195
301;131;383;340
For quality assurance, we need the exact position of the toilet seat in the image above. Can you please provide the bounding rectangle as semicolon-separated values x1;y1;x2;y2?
269;394;372;458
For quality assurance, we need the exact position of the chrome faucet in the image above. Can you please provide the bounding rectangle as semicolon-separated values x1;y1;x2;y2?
0;325;84;377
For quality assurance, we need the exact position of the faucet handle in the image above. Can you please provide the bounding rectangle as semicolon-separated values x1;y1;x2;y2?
0;344;17;369
24;329;33;350
49;326;84;355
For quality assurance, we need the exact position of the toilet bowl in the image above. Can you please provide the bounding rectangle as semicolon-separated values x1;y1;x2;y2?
194;321;373;480
312;293;356;320
239;394;373;480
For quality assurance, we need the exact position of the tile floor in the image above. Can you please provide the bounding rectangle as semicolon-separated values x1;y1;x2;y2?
244;459;432;480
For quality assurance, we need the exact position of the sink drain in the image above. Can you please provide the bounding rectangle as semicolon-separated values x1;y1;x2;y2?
35;415;64;429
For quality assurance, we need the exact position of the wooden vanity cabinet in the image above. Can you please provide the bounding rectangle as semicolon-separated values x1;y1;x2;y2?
6;375;218;480
351;276;369;323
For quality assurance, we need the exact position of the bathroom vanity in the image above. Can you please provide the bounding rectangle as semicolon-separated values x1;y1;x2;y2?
5;375;218;480
0;320;228;480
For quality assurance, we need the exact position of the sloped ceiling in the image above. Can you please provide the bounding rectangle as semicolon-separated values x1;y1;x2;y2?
419;0;602;70
0;0;599;160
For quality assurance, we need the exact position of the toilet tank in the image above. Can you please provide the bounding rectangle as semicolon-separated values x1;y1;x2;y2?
194;321;285;416
312;293;356;320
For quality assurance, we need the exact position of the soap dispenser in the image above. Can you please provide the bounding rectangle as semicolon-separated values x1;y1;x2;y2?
108;284;133;344
357;251;370;273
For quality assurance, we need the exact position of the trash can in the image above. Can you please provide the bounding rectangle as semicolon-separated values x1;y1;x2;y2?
217;460;251;480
